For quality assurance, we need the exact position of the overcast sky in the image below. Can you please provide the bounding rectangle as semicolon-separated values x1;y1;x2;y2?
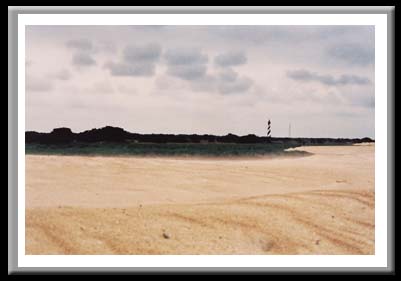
26;25;375;138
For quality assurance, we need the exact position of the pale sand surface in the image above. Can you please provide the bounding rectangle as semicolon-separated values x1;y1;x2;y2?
25;144;374;254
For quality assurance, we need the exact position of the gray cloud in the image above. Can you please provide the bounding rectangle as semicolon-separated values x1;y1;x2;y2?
72;52;96;66
210;26;279;44
341;89;375;109
214;51;247;67
167;64;207;80
209;26;374;70
286;69;371;86
164;48;208;80
209;26;327;45
188;75;216;92
164;49;208;66
66;38;93;51
130;25;166;31
161;49;251;91
352;95;375;108
218;76;252;94
190;69;253;94
105;43;161;77
360;96;375;108
123;43;161;63
337;75;371;85
210;26;374;46
218;68;238;82
98;41;117;53
104;62;155;76
327;43;374;66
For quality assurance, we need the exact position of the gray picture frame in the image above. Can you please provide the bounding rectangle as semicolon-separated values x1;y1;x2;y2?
8;6;395;274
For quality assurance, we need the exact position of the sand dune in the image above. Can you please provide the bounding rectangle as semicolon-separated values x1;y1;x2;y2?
25;144;374;255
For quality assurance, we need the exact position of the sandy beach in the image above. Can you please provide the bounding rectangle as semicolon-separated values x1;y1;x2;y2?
25;144;374;255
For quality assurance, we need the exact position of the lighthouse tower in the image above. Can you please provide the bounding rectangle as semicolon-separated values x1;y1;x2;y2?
267;119;271;138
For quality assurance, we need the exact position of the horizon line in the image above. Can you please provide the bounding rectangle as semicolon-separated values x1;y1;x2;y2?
25;126;375;140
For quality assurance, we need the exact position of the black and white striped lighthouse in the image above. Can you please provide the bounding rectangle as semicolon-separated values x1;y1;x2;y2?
267;119;271;138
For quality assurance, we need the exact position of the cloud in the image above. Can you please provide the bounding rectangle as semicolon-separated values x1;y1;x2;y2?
164;49;250;90
104;62;155;76
286;69;371;86
340;88;375;109
167;64;207;80
209;26;277;44
105;43;161;77
360;96;375;108
98;41;117;53
214;51;247;67
130;25;166;31
164;49;208;65
164;48;208;80
191;69;253;94
209;26;374;47
123;43;161;63
218;76;252;94
218;68;238;82
209;26;323;45
50;69;71;80
351;95;375;108
327;43;374;66
207;26;374;70
189;75;217;92
67;39;97;67
26;75;53;92
337;75;371;85
66;39;93;51
72;52;96;66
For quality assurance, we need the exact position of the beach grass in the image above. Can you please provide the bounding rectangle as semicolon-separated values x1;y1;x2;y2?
25;142;307;157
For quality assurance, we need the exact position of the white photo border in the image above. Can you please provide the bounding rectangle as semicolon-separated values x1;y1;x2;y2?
17;13;387;269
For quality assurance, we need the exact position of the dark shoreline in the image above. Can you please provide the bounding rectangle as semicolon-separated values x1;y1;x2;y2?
25;126;373;157
26;126;374;145
25;142;312;157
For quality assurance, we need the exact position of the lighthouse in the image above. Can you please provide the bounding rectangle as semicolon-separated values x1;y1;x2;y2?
267;119;271;138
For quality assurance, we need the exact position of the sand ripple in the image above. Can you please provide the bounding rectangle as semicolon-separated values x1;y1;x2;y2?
26;188;374;255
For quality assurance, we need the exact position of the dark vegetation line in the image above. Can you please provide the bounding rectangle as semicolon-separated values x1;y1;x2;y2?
25;126;374;156
26;126;374;145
